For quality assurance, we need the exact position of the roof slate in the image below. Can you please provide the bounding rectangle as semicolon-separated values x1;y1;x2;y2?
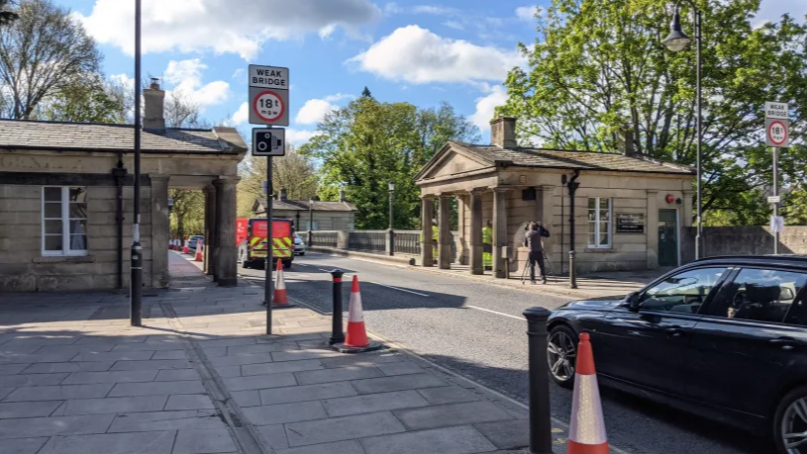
451;142;694;175
0;119;247;153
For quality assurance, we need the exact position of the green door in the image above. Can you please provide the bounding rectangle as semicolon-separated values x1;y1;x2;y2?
658;209;678;267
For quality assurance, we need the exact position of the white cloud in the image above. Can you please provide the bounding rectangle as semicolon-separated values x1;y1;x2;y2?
471;85;508;132
163;59;230;108
385;3;456;16
443;20;464;30
348;25;524;84
753;0;807;25
319;24;337;39
295;93;354;125
109;73;135;90
232;68;244;80
516;6;536;21
77;0;382;60
287;128;321;144
231;102;249;125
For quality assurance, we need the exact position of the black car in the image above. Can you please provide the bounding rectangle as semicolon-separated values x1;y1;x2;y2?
548;255;807;454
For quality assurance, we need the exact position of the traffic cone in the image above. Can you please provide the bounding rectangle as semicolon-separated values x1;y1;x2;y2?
195;239;204;262
567;332;609;454
182;239;189;254
332;275;383;353
273;259;289;306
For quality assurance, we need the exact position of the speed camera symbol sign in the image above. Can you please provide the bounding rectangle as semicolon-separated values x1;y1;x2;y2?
252;128;286;157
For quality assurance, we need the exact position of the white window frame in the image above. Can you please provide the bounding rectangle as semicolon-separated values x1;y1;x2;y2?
588;197;612;249
42;186;88;257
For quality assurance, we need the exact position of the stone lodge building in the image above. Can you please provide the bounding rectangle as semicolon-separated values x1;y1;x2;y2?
0;80;247;292
416;117;696;278
252;189;358;231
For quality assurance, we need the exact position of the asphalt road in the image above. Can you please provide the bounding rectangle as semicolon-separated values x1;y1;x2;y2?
240;253;767;454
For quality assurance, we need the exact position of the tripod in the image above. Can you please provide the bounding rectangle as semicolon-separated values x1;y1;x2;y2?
521;250;553;285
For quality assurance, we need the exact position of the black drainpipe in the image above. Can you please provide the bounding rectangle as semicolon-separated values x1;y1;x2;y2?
112;154;127;290
567;170;581;289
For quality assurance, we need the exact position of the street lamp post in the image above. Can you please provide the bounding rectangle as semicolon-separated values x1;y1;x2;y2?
308;198;314;247
130;0;143;327
387;181;395;256
388;181;395;229
662;1;703;260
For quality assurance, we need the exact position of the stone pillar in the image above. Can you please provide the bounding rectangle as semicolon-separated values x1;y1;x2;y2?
438;195;452;270
457;195;469;265
541;186;556;265
421;197;434;267
493;188;508;278
682;190;695;227
203;185;216;276
647;190;659;269
150;175;170;289
214;178;239;287
469;190;484;275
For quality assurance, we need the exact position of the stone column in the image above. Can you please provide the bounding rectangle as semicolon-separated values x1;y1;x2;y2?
682;190;695;227
493;188;508;278
438;194;452;270
421;197;434;267
457;195;469;265
150;175;170;289
214;178;239;287
469;190;484;275
647;190;659;269
203;185;216;276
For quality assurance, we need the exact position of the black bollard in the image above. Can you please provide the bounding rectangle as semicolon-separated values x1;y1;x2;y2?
329;270;345;345
524;307;553;454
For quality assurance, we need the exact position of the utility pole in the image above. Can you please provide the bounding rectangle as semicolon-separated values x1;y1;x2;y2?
130;0;142;327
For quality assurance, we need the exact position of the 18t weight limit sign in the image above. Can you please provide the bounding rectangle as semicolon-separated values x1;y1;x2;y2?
766;118;789;148
249;86;289;126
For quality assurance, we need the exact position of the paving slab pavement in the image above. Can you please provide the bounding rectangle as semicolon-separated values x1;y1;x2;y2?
0;251;573;454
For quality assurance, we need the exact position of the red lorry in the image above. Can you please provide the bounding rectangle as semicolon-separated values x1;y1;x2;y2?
236;218;294;270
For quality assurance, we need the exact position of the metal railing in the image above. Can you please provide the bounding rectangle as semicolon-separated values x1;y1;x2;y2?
348;230;387;253
308;231;338;249
394;231;421;255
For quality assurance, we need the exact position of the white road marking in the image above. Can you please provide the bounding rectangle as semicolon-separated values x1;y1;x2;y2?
368;282;429;297
466;305;524;321
295;263;309;267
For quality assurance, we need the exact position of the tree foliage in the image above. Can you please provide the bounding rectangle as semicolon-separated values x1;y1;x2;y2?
0;0;102;119
502;0;807;225
300;97;479;230
38;73;126;123
0;1;19;26
169;189;204;240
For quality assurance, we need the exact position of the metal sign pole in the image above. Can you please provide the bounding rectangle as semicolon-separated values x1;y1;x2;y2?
773;147;779;255
130;0;142;327
266;156;274;335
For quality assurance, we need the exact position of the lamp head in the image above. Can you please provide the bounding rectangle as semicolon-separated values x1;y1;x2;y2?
662;7;691;52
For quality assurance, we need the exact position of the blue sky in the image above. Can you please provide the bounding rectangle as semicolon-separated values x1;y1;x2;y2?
62;0;802;145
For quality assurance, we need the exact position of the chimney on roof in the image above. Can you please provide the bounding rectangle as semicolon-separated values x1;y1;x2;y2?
143;78;166;133
490;116;518;149
339;189;346;202
280;187;288;202
618;127;635;158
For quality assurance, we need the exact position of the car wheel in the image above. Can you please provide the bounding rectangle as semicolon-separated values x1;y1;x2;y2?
774;385;807;453
547;324;577;389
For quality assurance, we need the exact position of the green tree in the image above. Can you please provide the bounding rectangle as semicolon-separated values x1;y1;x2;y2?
300;97;479;229
169;189;204;241
502;0;807;225
237;144;318;218
39;73;125;123
0;0;102;119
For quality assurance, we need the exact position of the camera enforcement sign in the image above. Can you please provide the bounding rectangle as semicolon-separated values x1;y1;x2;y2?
249;65;289;127
252;128;286;157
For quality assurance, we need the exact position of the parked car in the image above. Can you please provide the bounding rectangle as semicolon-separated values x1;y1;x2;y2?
293;233;306;256
547;255;807;453
188;235;204;251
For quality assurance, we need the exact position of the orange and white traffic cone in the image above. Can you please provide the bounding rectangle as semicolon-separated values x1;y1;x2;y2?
195;240;204;262
567;332;609;454
332;275;383;353
183;239;189;254
272;258;295;307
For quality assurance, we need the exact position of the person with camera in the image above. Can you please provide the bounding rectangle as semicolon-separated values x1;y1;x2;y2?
523;221;550;284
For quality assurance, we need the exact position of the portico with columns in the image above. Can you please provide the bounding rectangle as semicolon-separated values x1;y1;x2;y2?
0;80;247;292
415;117;696;278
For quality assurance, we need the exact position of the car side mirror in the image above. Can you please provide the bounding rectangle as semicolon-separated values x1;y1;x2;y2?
627;292;641;312
781;287;795;300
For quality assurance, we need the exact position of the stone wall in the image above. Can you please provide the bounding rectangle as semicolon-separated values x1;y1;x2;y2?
682;226;807;263
0;184;153;292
